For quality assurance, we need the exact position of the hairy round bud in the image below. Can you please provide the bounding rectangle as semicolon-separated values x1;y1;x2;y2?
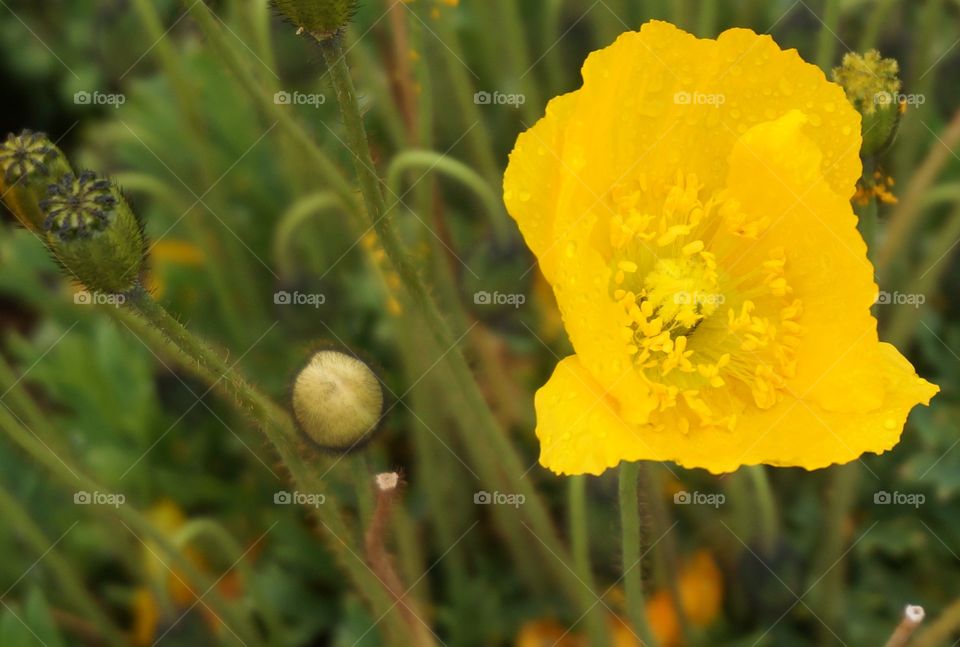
41;172;147;294
271;0;357;38
0;130;72;232
292;350;385;452
832;50;903;156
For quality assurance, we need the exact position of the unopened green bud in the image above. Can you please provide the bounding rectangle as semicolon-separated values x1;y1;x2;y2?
833;50;904;156
271;0;357;38
292;350;385;452
0;130;72;233
41;172;147;295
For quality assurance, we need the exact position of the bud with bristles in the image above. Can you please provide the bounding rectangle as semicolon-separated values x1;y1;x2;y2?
833;50;903;156
271;0;357;39
291;350;385;452
0;130;72;233
41;172;148;295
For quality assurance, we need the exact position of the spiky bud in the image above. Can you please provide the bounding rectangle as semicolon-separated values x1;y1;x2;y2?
292;350;385;452
0;130;72;233
41;172;147;295
833;50;903;156
271;0;357;39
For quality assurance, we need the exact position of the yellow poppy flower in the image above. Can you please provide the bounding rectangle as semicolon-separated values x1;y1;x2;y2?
503;21;938;475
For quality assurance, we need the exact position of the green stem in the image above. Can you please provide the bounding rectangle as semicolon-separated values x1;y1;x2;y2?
568;476;612;646
857;0;896;51
542;0;566;94
746;465;779;555
0;484;128;647
386;148;511;243
810;463;859;640
619;462;659;647
428;16;502;189
884;199;960;346
317;33;595;618
185;1;357;209
814;0;841;71
271;191;347;279
696;0;719;36
132;0;259;345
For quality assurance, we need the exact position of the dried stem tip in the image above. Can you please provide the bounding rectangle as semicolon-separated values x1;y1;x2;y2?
883;604;925;647
271;0;357;39
41;172;147;295
375;472;400;492
0;130;72;233
292;350;385;452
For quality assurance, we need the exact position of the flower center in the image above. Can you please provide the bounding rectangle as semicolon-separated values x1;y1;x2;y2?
604;171;803;431
0;130;59;185
41;171;116;240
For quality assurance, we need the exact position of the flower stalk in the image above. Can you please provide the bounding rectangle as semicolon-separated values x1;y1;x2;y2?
316;31;598;616
568;476;612;646
619;461;659;646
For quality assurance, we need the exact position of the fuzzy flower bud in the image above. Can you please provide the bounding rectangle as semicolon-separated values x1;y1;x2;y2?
41;171;147;295
292;350;384;452
832;50;903;156
271;0;357;38
0;130;72;233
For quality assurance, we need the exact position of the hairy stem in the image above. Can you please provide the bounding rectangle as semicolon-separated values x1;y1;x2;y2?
619;461;659;647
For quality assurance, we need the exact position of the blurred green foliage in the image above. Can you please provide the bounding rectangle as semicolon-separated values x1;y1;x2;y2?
0;0;959;645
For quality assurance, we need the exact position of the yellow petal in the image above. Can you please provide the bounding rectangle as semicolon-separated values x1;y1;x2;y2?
503;91;580;281
535;355;653;475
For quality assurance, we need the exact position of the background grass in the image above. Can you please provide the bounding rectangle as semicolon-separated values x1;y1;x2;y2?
0;0;958;645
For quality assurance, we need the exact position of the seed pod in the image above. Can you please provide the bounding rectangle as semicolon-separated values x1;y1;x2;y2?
41;171;148;295
832;50;903;156
291;349;385;452
0;130;72;233
271;0;357;38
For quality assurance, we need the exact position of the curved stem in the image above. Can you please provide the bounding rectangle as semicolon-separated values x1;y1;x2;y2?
386;148;511;243
272;191;347;278
619;462;659;647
